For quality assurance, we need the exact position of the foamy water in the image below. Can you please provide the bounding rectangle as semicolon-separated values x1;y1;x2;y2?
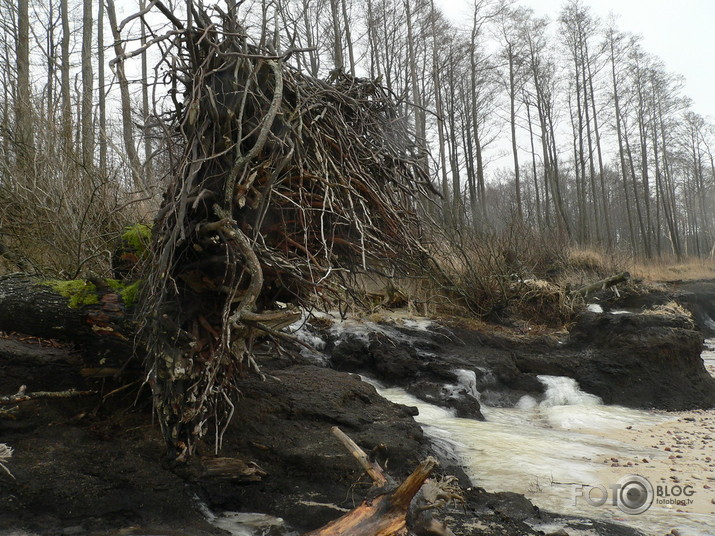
372;352;715;536
211;316;715;536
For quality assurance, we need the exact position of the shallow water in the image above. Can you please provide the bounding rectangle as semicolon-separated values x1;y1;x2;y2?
212;320;715;536
371;344;715;536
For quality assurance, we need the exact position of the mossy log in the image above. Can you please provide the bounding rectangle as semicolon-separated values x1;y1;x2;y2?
0;274;136;370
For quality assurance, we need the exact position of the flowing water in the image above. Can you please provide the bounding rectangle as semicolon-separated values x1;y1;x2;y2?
369;341;715;536
211;320;715;536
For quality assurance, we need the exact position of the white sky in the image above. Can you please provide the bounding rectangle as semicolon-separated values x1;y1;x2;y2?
439;0;715;120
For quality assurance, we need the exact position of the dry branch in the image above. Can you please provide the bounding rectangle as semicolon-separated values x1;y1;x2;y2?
303;427;454;536
0;443;13;479
0;385;97;405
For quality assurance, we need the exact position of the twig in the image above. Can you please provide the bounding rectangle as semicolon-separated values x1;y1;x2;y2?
0;385;97;405
331;426;387;486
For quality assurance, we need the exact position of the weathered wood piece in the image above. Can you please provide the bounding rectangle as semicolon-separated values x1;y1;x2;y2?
199;456;267;482
303;426;453;536
570;271;630;297
0;385;97;405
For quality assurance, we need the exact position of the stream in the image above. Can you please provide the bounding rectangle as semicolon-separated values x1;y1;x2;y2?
212;321;715;536
368;340;715;536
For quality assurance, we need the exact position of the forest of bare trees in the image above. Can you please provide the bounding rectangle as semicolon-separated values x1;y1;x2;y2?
0;0;713;281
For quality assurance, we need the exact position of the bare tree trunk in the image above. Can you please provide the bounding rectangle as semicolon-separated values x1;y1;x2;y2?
106;0;144;190
525;99;542;230
329;0;344;73
302;0;319;77
60;0;72;153
98;0;107;175
584;39;612;248
657;102;683;259
507;45;522;222
469;5;487;224
405;0;428;178
140;0;154;186
608;28;636;253
581;59;601;245
16;0;33;163
340;0;355;76
568;89;587;243
430;0;450;224
81;0;94;168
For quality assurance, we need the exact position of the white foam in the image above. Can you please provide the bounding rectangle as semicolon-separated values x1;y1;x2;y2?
454;369;480;399
399;318;435;331
211;512;288;535
537;375;602;407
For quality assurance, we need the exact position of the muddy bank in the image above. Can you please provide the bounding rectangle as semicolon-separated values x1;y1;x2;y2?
8;279;715;535
0;334;645;536
616;279;715;337
328;306;715;412
0;330;656;536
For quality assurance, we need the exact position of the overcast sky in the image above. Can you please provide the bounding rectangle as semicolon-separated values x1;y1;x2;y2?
438;0;715;120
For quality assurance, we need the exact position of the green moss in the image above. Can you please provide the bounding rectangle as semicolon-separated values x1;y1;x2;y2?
121;224;152;257
119;281;142;307
40;278;142;308
100;278;142;307
42;280;100;308
104;279;123;291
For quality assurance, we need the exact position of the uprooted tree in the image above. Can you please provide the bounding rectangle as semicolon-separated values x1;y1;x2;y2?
125;2;437;459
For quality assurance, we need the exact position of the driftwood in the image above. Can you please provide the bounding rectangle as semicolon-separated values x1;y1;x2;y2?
570;271;630;297
304;427;455;536
0;385;97;405
0;384;97;420
198;456;267;482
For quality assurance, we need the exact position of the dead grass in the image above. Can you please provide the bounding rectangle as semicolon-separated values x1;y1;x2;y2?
643;300;693;318
555;247;631;290
633;257;715;282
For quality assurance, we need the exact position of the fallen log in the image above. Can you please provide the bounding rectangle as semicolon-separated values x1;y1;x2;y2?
570;271;630;298
304;427;455;536
0;274;135;369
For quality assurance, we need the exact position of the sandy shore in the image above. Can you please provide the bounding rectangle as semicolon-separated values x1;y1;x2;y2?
595;409;715;519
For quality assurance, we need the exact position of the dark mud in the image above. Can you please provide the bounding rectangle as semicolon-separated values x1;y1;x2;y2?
0;331;645;536
328;305;715;411
9;280;715;536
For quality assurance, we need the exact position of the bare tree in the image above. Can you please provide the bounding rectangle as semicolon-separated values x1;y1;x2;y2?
106;0;143;190
81;0;94;168
16;0;32;162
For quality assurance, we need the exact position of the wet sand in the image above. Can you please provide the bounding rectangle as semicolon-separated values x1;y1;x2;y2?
595;410;715;517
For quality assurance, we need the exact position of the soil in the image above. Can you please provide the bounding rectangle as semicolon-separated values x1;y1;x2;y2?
0;335;643;536
4;280;715;536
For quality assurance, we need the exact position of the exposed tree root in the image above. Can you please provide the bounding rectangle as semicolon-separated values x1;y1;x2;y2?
126;2;435;457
